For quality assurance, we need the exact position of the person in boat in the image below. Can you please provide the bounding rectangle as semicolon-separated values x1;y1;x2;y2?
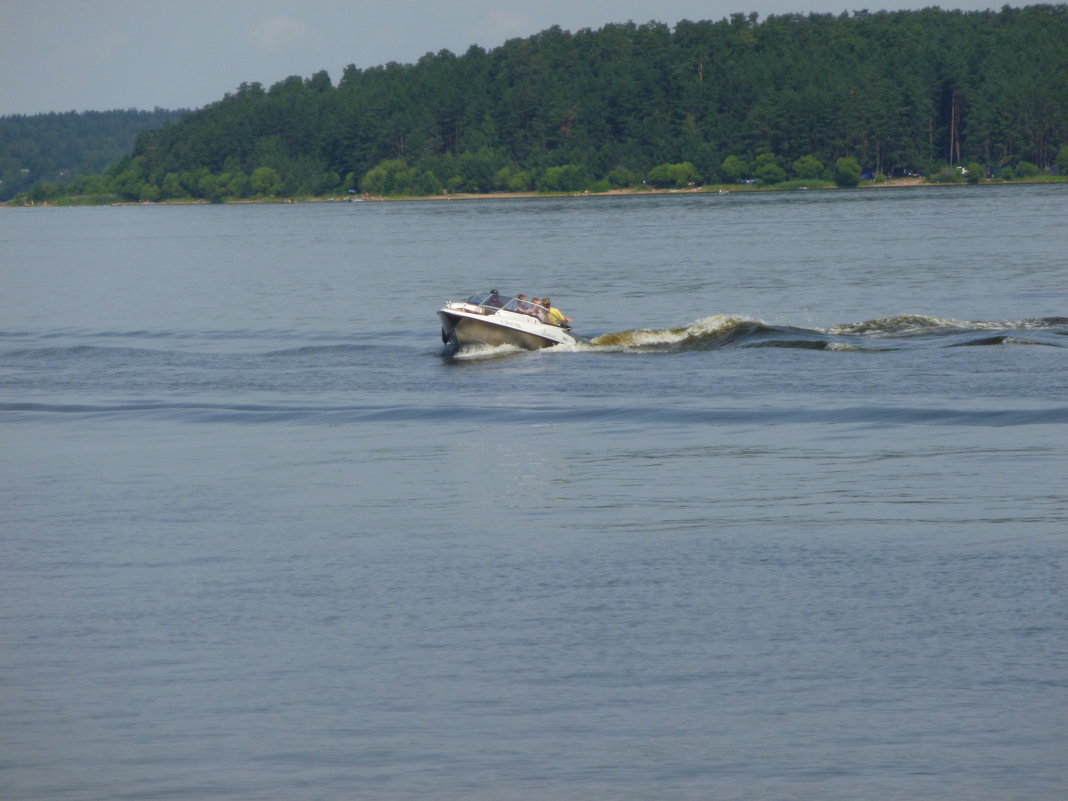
529;298;549;322
514;294;536;314
540;297;571;327
486;289;505;308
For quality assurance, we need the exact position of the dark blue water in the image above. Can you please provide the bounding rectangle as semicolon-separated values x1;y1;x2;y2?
2;185;1066;800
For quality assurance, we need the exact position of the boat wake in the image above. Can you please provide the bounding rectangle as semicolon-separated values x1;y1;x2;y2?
587;314;1068;352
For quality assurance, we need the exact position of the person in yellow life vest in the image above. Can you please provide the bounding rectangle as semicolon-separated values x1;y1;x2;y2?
540;297;571;327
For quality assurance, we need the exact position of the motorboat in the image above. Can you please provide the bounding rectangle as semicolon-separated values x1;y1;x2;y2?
438;291;576;351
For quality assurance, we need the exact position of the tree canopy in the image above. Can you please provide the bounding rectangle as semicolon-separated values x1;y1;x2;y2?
0;109;186;201
10;6;1068;203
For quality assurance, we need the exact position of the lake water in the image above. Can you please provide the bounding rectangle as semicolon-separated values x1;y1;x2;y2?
2;185;1066;800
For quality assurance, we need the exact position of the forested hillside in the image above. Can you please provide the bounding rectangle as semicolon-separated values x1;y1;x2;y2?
0;109;186;201
14;6;1068;203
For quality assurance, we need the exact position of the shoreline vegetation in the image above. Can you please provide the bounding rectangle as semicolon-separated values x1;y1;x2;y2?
4;7;1066;208
9;174;1067;208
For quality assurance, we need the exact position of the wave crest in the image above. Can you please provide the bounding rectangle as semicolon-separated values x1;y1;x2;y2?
590;315;759;349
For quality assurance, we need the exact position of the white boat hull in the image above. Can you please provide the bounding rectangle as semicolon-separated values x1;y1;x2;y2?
438;299;575;351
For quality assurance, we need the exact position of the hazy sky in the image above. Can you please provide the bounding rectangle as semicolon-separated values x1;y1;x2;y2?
2;0;998;115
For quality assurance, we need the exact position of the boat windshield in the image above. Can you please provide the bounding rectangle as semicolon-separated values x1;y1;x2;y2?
466;292;545;316
466;291;510;308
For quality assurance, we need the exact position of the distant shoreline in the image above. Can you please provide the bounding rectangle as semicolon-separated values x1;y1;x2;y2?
390;176;928;201
10;176;1067;208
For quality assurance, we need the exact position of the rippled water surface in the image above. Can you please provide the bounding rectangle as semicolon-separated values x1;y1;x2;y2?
2;185;1066;800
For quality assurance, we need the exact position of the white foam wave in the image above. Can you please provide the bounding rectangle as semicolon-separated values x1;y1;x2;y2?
449;342;524;360
686;314;756;336
449;339;579;359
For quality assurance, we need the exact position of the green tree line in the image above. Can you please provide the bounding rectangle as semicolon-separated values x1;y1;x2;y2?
12;6;1068;203
0;108;187;201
